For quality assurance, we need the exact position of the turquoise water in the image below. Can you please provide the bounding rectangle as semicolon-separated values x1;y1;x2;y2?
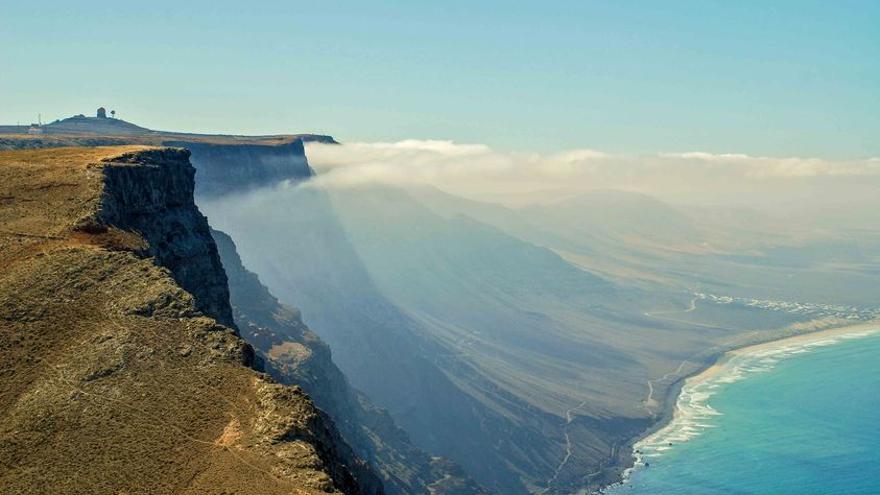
607;330;880;495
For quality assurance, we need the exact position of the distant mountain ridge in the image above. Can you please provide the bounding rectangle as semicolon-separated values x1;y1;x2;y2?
1;110;338;145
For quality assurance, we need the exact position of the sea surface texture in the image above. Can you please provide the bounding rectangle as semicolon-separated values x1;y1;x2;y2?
608;330;880;495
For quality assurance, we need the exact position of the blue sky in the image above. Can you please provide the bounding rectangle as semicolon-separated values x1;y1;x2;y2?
2;1;878;157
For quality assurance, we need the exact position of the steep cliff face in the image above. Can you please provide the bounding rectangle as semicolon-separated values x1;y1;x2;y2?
165;141;314;197
0;147;381;495
212;228;489;495
76;148;235;327
1;114;329;199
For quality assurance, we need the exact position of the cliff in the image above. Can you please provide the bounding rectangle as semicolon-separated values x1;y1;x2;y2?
75;148;235;326
1;114;334;198
163;140;313;197
212;228;489;495
0;147;381;494
0;124;492;494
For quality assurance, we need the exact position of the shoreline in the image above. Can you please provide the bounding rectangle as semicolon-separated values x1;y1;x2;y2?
594;319;880;494
684;321;880;393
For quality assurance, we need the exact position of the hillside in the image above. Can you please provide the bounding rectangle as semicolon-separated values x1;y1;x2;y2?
0;147;380;494
202;181;870;494
212;228;488;495
201;186;652;494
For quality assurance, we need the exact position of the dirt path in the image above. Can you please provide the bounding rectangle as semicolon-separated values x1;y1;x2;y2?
643;359;690;412
540;399;589;494
643;297;733;331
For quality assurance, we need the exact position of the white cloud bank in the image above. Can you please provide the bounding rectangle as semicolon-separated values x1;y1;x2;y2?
305;140;880;206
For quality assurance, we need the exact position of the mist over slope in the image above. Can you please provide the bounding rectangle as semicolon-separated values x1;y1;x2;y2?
307;138;880;304
4;121;876;494
202;180;849;493
212;227;488;495
513;192;880;307
200;135;880;493
406;181;880;307
202;188;550;493
0;122;491;494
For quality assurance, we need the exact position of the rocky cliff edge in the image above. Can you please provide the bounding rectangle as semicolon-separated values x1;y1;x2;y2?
0;146;381;494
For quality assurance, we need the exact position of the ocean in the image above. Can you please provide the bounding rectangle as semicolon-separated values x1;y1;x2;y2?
606;328;880;495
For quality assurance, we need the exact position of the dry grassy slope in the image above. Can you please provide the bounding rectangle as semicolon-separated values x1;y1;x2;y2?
0;147;378;495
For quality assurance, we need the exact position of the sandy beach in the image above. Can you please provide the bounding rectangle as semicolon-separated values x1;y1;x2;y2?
690;320;880;387
599;319;880;494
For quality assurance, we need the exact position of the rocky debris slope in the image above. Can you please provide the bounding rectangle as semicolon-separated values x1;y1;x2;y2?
212;228;489;495
0;147;381;495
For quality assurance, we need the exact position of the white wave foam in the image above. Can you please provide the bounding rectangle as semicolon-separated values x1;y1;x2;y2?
618;327;880;485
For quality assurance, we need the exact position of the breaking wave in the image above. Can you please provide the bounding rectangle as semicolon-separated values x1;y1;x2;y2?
620;326;880;483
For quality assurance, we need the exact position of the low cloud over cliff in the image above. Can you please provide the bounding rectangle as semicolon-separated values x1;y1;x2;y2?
306;140;880;208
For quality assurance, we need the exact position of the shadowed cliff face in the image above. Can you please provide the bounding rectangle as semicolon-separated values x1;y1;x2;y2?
165;141;314;197
212;228;490;495
0;147;381;495
0;115;325;200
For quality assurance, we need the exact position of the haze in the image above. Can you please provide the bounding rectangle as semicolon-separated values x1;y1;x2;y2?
3;2;879;494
